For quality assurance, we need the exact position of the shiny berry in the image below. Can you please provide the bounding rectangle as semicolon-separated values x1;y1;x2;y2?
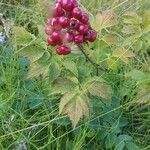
54;3;65;17
80;13;89;24
45;26;53;35
56;45;71;55
64;32;74;42
88;30;97;42
71;0;78;7
61;0;74;11
78;24;89;34
47;36;57;46
74;34;84;43
52;31;62;41
69;19;79;29
59;16;70;28
71;7;82;20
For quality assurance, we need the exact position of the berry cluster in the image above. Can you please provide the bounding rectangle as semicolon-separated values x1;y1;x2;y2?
45;0;97;55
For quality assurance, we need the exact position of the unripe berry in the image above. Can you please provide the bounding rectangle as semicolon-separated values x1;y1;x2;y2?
71;7;82;20
51;17;62;30
74;34;84;43
59;16;70;28
45;26;53;35
78;24;89;34
54;3;65;17
56;45;71;55
61;0;74;11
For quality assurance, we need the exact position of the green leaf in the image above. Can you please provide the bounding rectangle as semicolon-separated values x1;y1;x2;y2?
105;133;117;149
12;26;35;46
18;42;46;63
59;93;89;128
115;141;125;150
86;78;112;101
126;70;148;83
27;57;50;79
123;12;142;25
49;62;60;82
112;48;135;63
142;10;150;33
91;9;117;31
63;60;78;77
118;135;133;142
126;142;140;150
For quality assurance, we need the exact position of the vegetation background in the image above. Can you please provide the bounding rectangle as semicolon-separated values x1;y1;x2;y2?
0;0;150;149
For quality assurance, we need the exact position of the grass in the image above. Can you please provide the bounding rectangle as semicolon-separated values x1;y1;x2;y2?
0;0;150;149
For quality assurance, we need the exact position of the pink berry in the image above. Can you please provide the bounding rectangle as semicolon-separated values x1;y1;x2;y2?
78;24;89;34
47;36;57;46
64;32;74;42
55;0;61;3
88;30;97;42
47;18;52;26
45;26;53;35
71;7;82;20
51;17;62;30
69;18;79;29
80;12;89;24
56;45;71;55
74;34;84;43
54;3;65;17
59;16;70;28
61;0;74;11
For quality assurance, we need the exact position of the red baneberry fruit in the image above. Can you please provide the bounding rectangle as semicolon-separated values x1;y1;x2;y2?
56;45;71;55
74;34;84;43
59;16;70;28
51;31;62;42
61;0;74;11
47;36;57;46
71;7;82;20
54;3;65;17
80;12;89;24
88;30;97;42
78;24;89;34
64;32;74;42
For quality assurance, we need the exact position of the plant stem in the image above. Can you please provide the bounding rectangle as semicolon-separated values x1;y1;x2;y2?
78;44;107;75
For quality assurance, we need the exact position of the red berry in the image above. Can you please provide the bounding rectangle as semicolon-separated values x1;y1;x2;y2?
56;45;71;55
71;0;78;7
45;26;53;35
71;7;82;20
74;34;84;43
61;0;74;11
80;13;89;24
78;24;89;34
47;36;57;46
52;31;62;42
59;16;70;28
69;19;79;29
54;3;65;17
64;32;74;42
88;30;97;42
